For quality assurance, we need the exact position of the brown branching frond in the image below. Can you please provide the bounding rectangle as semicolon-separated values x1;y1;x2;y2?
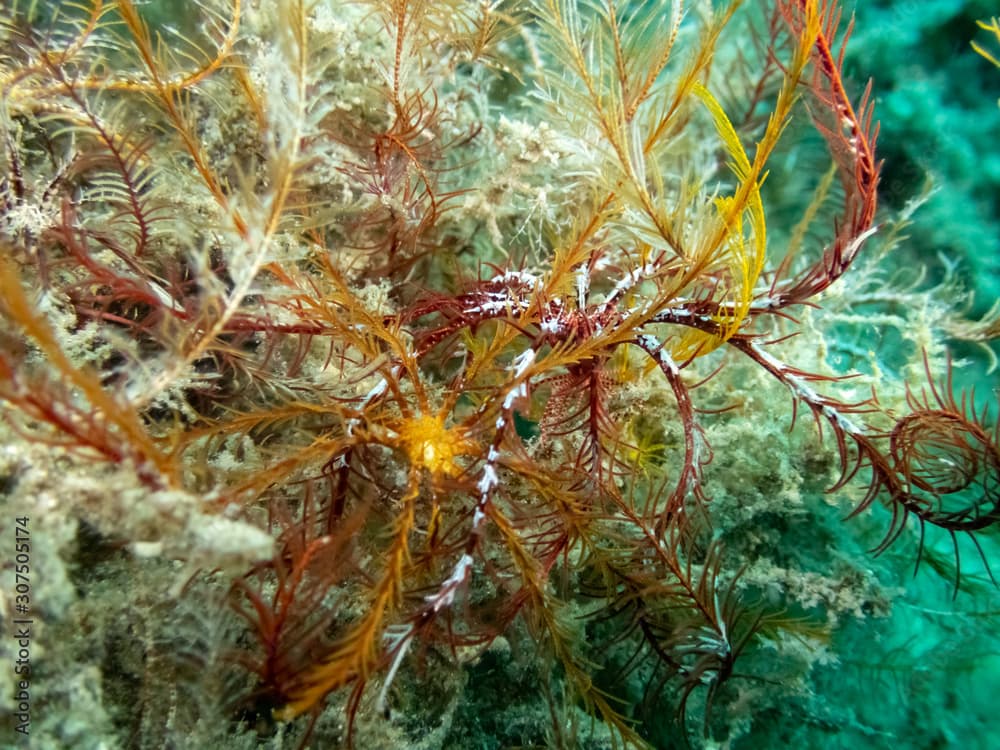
0;249;178;485
230;488;364;714
736;335;1000;591
767;0;881;305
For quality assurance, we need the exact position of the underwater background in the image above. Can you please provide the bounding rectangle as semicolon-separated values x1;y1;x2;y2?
1;1;999;749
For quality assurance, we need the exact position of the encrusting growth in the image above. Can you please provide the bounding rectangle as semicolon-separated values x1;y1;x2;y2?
1;0;998;747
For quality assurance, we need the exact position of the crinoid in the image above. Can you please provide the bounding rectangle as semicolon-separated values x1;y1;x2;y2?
2;0;999;748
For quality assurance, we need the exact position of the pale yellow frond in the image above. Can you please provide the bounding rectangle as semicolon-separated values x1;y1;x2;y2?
973;17;1000;68
671;83;767;359
671;2;821;359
